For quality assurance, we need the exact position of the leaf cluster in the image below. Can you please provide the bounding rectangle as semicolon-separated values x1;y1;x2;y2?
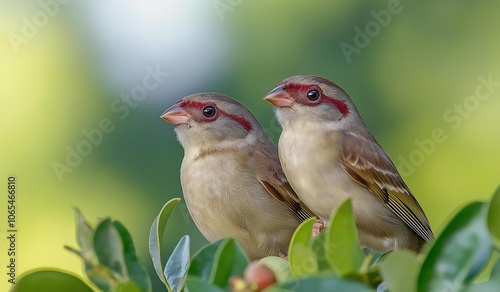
11;187;500;291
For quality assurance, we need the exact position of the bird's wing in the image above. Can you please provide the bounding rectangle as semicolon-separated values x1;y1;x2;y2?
341;131;434;241
260;180;317;222
253;141;317;222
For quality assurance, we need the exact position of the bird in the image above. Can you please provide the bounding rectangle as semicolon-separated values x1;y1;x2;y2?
263;75;434;253
161;92;316;259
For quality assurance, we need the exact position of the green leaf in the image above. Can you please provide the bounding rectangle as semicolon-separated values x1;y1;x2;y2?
487;186;500;249
188;238;249;289
164;235;190;292
259;256;294;283
464;258;500;292
270;274;374;292
490;258;500;280
289;217;315;250
464;281;500;292
148;197;181;289
380;250;420;292
65;209;112;290
418;202;493;292
310;232;331;272
288;217;318;277
370;252;388;267
210;238;250;288
113;221;152;292
354;267;383;289
74;208;95;260
189;239;225;281
11;270;93;292
325;199;365;276
185;277;225;292
115;280;141;292
346;255;382;288
94;219;128;280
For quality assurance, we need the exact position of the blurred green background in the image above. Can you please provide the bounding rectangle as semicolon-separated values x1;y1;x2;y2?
1;0;500;291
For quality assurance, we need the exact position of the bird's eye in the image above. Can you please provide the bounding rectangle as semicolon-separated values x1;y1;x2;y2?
306;89;320;101
202;106;216;117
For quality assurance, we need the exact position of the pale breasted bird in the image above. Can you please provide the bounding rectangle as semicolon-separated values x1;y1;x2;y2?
264;75;434;253
161;93;316;259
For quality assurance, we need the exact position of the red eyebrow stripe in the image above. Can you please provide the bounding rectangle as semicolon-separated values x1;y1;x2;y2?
283;83;349;117
182;100;206;110
326;98;349;116
283;83;311;92
223;112;253;131
182;100;253;131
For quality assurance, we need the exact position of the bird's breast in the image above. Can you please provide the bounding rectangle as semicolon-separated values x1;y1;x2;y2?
278;128;346;218
179;150;299;256
180;151;253;220
279;128;386;220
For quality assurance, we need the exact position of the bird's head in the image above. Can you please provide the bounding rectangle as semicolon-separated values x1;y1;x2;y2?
264;75;360;129
161;93;259;150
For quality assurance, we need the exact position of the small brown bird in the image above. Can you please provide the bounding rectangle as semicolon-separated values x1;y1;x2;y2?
264;75;434;253
161;93;315;259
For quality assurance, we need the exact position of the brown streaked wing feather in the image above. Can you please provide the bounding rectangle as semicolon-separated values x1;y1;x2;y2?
341;131;434;242
260;180;316;222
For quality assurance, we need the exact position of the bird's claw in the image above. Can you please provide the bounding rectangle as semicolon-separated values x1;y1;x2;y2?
312;219;325;237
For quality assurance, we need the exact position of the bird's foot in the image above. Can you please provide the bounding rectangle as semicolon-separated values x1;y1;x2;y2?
312;219;325;237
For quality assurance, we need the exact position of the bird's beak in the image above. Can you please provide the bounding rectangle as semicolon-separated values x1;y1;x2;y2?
161;101;192;125
263;84;294;107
